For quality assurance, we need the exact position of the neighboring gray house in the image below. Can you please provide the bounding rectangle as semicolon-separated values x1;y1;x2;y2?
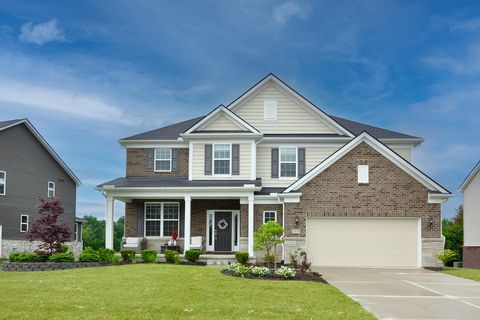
0;119;82;257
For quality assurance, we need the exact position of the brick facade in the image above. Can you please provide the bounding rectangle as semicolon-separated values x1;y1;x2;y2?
463;247;480;269
126;148;189;177
240;204;283;237
284;142;441;239
124;203;137;237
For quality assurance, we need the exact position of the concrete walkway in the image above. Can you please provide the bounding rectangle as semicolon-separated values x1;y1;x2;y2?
317;267;480;320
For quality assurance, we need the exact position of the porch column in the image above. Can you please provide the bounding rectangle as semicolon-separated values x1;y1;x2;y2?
105;195;114;249
184;195;191;252
248;194;254;257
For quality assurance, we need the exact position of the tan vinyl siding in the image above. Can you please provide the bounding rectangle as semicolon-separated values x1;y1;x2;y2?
233;83;337;134
257;145;341;187
390;147;412;162
198;114;244;131
192;143;251;180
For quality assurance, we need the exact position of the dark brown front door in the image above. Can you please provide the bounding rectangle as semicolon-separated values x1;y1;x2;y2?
214;211;232;252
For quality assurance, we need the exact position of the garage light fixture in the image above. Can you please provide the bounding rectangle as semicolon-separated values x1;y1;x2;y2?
428;215;433;228
295;215;300;226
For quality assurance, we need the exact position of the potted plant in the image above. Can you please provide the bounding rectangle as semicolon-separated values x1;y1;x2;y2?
171;230;179;246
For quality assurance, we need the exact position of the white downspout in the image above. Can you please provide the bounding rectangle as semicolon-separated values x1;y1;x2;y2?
278;195;286;262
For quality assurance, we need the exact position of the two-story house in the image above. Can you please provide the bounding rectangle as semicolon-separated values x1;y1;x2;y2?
98;74;451;267
0;119;82;257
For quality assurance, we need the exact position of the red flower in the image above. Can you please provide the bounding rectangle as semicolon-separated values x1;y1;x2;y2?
171;230;178;240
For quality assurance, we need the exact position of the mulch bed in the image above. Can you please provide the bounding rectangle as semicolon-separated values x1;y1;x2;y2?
221;269;328;283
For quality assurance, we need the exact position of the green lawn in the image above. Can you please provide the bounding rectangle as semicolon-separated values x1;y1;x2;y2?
441;267;480;282
0;264;375;320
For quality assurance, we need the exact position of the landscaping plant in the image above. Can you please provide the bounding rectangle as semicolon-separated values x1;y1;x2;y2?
300;250;312;274
275;266;296;279
253;221;284;269
234;252;249;264
288;248;301;269
232;264;252;277
224;262;242;272
79;247;100;262
98;248;116;263
164;250;180;264
9;252;40;263
436;249;458;267
184;249;201;262
250;266;270;277
48;252;75;262
120;250;136;263
141;250;158;263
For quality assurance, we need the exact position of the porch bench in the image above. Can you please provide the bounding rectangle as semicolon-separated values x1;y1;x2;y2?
121;237;146;254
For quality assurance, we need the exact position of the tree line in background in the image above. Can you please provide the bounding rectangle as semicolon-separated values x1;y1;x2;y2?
442;205;463;261
82;215;124;251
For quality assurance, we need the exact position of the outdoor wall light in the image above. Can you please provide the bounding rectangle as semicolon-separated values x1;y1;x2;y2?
295;215;300;226
428;215;434;228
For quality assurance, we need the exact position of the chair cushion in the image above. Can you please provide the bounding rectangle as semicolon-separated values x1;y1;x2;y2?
125;237;140;245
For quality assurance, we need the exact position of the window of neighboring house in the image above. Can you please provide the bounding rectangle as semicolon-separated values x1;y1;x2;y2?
48;181;55;198
144;202;179;237
263;211;277;224
264;100;277;120
0;171;5;195
280;147;297;178
213;144;231;175
154;148;172;172
20;215;28;232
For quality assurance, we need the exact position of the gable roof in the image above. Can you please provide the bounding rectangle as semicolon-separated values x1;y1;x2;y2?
0;119;81;186
459;161;480;192
284;131;450;195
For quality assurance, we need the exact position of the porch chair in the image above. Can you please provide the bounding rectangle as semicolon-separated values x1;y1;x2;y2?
121;237;146;254
190;236;204;252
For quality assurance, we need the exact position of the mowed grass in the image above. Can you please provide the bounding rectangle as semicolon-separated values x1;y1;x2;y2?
0;264;375;320
441;267;480;282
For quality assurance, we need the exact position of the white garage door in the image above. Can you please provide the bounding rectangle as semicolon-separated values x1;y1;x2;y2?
306;218;420;267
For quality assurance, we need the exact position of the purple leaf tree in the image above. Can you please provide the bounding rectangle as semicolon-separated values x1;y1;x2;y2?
26;198;71;255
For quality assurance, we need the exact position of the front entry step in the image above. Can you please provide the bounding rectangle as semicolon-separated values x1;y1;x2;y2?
199;254;236;266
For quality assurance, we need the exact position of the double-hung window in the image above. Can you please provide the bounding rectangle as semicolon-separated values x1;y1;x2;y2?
263;211;277;224
20;215;28;232
280;147;297;178
213;144;231;175
48;181;55;198
145;202;179;237
154;148;172;172
0;171;5;195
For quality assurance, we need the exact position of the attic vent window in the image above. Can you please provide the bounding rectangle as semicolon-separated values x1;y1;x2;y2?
264;100;277;120
357;165;369;184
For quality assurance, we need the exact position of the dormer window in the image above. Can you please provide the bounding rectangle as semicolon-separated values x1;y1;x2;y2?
264;100;277;120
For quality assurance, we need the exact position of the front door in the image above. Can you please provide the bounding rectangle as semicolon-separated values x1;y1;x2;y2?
214;211;232;252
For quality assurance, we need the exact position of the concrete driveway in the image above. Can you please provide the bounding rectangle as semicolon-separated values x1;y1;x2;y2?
318;267;480;320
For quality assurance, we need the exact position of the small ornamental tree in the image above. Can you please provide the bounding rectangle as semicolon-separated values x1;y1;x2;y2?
254;221;284;269
26;198;71;255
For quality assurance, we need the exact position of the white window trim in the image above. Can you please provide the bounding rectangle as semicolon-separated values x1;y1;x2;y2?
0;170;5;196
357;165;369;184
144;202;180;238
264;100;278;120
154;148;172;172
212;143;232;176
20;214;29;232
263;211;277;224
205;210;240;252
48;181;55;198
279;146;298;179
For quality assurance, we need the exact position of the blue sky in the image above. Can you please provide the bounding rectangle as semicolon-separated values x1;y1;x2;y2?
0;0;478;220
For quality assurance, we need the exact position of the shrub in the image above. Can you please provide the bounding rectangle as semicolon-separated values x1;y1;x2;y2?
224;262;242;272
98;248;116;263
141;249;158;263
263;253;276;265
79;247;100;262
120;250;136;263
436;249;458;267
9;252;40;262
184;250;201;262
289;248;301;269
164;250;179;264
300;251;312;274
275;266;296;279
250;266;270;277
49;252;75;262
235;252;249;264
60;243;70;253
232;264;252;277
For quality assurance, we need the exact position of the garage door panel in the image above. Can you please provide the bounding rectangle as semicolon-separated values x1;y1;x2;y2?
306;218;419;267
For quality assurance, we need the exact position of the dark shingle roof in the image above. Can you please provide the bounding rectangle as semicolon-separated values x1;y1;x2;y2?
120;114;421;141
98;176;261;188
0;119;23;130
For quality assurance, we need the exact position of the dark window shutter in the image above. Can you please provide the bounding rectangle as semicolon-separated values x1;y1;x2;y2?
172;148;179;172
298;148;306;177
146;149;154;172
271;148;279;178
232;144;240;175
136;202;144;237
204;144;212;175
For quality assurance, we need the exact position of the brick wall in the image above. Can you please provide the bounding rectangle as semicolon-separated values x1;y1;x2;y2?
284;142;441;238
191;199;240;237
126;148;189;177
240;204;283;237
125;203;137;237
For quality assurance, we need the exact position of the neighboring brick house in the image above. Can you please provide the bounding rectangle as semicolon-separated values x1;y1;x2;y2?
98;74;451;267
0;119;82;257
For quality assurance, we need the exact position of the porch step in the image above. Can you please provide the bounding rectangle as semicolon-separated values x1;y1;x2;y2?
199;254;236;266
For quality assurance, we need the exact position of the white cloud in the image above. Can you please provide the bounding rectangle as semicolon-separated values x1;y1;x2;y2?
273;2;308;26
19;19;66;45
424;43;480;75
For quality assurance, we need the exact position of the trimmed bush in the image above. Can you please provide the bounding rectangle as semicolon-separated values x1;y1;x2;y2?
184;250;201;262
235;252;249;264
141;249;158;263
436;249;457;267
49;252;75;262
164;250;179;264
98;248;116;263
275;266;296;279
120;250;136;263
250;266;270;277
60;243;70;253
9;252;40;262
79;247;100;262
